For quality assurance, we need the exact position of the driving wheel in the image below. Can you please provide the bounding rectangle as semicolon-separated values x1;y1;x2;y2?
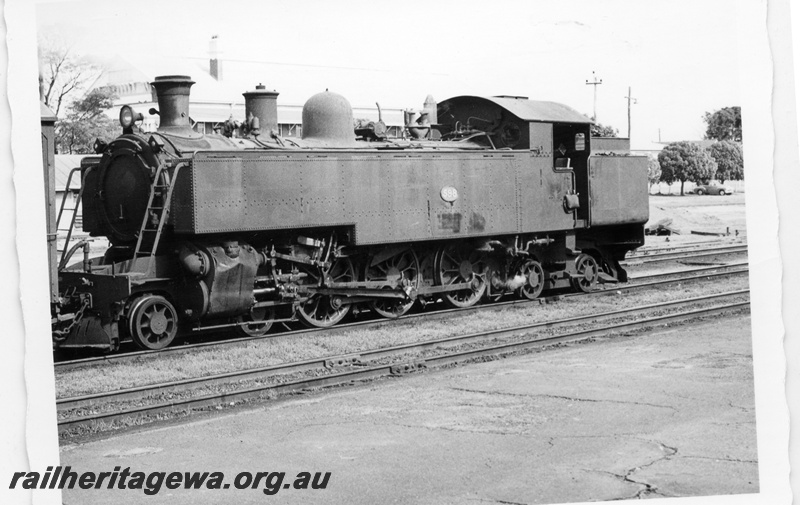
436;244;487;308
296;258;355;328
365;248;419;318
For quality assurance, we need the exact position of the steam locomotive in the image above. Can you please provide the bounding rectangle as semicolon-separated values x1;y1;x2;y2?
51;75;648;351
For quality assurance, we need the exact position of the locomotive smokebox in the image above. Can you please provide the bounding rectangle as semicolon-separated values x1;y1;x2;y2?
151;75;196;135
301;91;357;147
243;84;279;134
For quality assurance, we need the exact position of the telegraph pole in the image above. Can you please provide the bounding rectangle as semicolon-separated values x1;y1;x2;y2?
624;86;637;138
585;71;603;121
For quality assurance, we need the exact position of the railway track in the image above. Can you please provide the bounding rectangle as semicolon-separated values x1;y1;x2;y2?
621;244;747;265
632;238;740;253
54;260;749;371
57;289;750;436
629;241;742;256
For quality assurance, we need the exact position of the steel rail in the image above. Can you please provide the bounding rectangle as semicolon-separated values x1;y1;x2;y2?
57;290;749;432
54;262;749;371
621;245;748;265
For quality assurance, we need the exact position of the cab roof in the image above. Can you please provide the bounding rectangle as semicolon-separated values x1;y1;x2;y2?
440;95;593;125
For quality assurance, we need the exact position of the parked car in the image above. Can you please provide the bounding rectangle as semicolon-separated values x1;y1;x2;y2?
692;183;733;195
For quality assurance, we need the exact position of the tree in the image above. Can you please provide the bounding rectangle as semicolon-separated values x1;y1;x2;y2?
706;140;744;183
39;36;117;153
39;35;103;117
703;106;742;142
647;154;662;193
55;88;119;154
657;141;718;196
590;122;618;137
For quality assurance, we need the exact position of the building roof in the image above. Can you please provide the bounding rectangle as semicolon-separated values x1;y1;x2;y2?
40;103;57;122
94;51;593;131
109;101;407;128
653;139;716;148
55;155;86;191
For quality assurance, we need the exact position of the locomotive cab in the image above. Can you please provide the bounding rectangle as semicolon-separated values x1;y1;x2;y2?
438;95;594;224
552;122;591;223
437;95;647;230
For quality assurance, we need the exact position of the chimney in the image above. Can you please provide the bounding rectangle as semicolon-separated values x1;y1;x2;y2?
209;35;222;81
243;83;279;134
150;75;196;136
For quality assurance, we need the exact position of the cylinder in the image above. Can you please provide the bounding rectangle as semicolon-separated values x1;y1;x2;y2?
150;75;195;131
243;84;279;134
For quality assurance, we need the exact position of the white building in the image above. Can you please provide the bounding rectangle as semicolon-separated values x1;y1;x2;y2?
92;45;422;139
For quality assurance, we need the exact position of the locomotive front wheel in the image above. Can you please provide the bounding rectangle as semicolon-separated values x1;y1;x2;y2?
365;249;420;318
571;254;599;293
235;306;275;337
436;244;487;308
518;260;545;300
128;295;178;350
297;258;355;328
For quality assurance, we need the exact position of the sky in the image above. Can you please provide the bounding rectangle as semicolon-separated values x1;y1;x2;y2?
36;0;744;150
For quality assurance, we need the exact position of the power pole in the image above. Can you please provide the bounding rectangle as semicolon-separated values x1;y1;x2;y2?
585;71;603;121
624;86;637;138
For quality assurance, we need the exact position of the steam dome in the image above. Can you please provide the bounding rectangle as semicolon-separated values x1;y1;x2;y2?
301;91;356;147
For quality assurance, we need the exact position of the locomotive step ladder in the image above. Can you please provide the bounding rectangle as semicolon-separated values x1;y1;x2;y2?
132;162;183;274
55;166;93;269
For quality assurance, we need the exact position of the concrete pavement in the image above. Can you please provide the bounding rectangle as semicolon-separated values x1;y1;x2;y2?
60;314;758;504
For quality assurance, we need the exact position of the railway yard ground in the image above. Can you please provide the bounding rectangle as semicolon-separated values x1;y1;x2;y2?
646;192;747;239
57;193;757;504
59;314;756;504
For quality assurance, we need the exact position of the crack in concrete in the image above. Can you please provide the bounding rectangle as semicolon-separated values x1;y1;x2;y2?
279;419;368;440
467;498;529;505
450;387;678;413
677;455;758;464
392;422;526;437
618;440;677;499
583;469;668;501
727;400;755;413
581;438;678;500
710;420;756;426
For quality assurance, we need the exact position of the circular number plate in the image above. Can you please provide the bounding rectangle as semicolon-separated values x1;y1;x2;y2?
440;186;458;202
